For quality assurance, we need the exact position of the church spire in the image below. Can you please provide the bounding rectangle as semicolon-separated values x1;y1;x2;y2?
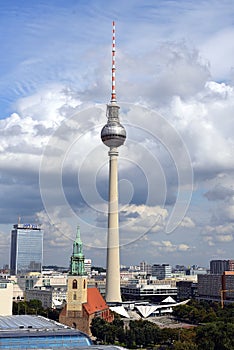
70;226;86;276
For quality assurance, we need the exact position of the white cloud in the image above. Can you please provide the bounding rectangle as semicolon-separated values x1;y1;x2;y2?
202;223;234;247
179;216;195;228
151;240;191;253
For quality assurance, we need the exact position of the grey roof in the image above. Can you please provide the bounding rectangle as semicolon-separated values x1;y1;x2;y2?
0;316;128;349
0;315;89;339
0;315;66;330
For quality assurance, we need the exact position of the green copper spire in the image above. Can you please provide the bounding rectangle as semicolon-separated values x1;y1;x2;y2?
70;226;86;276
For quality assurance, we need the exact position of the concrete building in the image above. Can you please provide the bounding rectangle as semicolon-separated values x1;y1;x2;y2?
10;272;68;303
140;261;152;275
210;260;229;274
0;280;13;316
176;280;197;301
84;259;92;278
221;271;234;304
121;281;177;302
25;285;67;309
197;272;234;305
101;21;126;303
10;223;43;275
152;264;172;280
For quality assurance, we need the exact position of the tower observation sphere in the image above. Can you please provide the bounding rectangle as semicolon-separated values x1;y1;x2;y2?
101;104;126;148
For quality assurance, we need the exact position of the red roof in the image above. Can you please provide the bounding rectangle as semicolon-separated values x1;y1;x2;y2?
83;287;109;315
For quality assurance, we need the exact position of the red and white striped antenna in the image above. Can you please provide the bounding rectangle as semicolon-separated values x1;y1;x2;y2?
111;21;116;103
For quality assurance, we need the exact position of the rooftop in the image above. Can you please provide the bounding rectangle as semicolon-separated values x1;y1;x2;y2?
0;315;92;349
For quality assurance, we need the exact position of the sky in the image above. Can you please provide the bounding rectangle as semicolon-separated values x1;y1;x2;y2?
0;0;234;269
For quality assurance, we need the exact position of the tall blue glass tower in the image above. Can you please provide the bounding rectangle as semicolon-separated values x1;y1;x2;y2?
10;223;43;275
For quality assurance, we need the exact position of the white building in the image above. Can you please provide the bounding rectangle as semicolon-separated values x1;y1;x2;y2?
0;280;13;316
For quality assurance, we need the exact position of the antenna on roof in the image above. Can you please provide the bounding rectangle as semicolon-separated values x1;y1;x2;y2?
111;21;117;103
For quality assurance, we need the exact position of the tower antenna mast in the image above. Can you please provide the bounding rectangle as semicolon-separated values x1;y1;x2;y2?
111;21;116;103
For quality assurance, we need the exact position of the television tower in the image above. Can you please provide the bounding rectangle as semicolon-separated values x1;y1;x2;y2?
101;21;126;303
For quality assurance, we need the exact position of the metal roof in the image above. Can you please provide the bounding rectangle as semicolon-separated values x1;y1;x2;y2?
0;315;65;330
0;315;90;340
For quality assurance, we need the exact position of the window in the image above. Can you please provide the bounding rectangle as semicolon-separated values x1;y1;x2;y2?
72;279;77;289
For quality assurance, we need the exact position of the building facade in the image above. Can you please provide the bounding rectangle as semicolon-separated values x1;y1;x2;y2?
176;280;198;301
10;223;43;275
59;227;113;335
121;282;177;302
197;272;234;305
0;280;13;316
210;260;229;274
140;261;152;275
152;264;172;280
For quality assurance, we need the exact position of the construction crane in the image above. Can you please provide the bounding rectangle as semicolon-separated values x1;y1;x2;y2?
220;289;234;309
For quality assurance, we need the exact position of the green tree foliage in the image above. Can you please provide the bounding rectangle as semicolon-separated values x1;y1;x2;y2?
173;299;234;324
91;317;192;348
91;300;234;349
196;322;234;350
173;341;198;350
12;300;59;321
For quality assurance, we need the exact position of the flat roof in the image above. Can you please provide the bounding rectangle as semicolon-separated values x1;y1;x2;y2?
0;316;130;349
0;315;90;339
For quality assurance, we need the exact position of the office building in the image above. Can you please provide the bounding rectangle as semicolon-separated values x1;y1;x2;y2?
140;261;152;275
197;272;234;305
210;260;229;274
152;264;172;280
229;260;234;271
10;223;43;275
176;280;198;301
84;258;92;277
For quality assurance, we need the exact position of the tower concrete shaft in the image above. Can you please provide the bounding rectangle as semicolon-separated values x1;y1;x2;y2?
105;147;122;302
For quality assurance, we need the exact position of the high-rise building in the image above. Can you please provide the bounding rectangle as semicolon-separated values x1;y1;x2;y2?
140;261;152;275
101;21;126;303
10;223;43;275
228;260;234;271
197;271;234;305
84;258;92;277
210;260;229;274
152;264;172;280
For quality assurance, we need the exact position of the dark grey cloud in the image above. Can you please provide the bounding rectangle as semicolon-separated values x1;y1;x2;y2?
204;184;234;201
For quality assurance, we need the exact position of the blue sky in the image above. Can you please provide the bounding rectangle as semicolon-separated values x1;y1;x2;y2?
0;0;234;268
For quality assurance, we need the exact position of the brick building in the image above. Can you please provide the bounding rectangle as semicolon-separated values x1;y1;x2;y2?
59;227;113;335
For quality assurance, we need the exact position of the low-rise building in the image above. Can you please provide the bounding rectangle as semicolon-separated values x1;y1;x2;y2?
121;282;177;302
0;315;92;349
0;280;13;316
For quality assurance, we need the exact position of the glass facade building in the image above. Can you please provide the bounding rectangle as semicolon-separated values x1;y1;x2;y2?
10;224;43;275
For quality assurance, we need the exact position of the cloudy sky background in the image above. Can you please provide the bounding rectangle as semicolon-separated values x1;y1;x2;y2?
0;0;234;268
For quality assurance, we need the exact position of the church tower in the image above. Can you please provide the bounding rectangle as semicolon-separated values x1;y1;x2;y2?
67;226;87;313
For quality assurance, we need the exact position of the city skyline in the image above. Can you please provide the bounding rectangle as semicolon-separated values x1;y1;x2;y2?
0;1;234;268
